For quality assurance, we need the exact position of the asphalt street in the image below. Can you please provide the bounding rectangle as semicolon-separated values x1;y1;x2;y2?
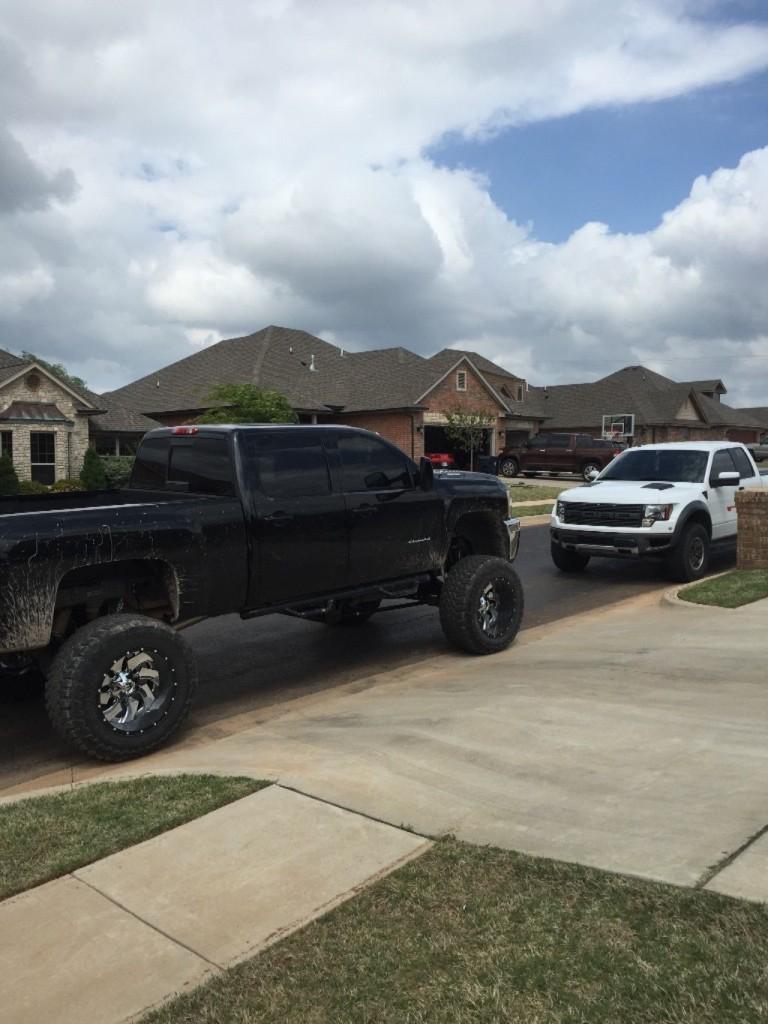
0;523;736;791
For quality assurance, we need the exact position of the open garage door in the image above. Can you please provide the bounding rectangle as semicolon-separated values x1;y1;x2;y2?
424;425;491;470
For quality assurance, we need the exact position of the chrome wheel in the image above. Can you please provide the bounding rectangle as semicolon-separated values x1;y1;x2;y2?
477;578;516;639
98;649;174;733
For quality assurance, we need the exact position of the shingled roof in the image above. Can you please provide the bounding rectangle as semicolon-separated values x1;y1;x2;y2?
736;406;768;429
533;365;763;432
106;325;530;419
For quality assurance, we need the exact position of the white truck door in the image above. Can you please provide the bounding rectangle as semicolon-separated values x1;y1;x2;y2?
731;444;762;490
708;448;740;539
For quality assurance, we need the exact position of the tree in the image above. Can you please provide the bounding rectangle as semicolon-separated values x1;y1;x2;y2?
0;454;19;496
20;352;87;391
443;408;495;471
196;384;298;424
80;448;108;490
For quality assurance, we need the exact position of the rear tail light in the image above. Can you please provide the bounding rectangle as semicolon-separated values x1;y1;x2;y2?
172;426;199;435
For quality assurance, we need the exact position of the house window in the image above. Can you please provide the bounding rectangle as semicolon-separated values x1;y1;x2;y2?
95;436;118;456
0;431;12;460
456;370;467;392
30;432;56;485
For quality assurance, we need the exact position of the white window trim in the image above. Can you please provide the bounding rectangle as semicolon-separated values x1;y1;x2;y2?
456;370;467;392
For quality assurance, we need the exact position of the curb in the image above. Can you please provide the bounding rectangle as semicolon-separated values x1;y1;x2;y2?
662;586;710;610
662;571;740;610
518;514;551;528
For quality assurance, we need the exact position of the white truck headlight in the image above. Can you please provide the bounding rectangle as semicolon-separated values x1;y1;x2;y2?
556;500;567;519
642;503;673;527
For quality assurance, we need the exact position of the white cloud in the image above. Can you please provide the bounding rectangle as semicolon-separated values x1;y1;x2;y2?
0;1;767;402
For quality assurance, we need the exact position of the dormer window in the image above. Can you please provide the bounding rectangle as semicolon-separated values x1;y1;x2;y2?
456;370;467;392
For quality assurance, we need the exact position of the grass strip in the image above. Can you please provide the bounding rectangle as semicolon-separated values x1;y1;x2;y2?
0;774;266;900
143;838;768;1024
512;503;553;518
506;484;564;502
680;569;768;608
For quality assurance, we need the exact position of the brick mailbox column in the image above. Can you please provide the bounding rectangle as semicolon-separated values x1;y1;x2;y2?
736;488;768;569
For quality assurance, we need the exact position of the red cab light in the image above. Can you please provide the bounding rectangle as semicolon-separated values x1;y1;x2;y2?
172;426;199;435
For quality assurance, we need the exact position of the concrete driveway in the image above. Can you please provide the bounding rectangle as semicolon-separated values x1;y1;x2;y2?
24;589;768;897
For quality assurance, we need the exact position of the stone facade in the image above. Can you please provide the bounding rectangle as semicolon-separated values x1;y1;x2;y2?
0;370;92;481
736;488;768;570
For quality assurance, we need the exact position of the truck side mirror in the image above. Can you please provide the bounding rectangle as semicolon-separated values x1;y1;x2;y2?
711;470;740;487
418;456;434;491
585;468;600;481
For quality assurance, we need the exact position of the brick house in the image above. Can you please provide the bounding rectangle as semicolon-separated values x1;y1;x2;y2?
0;348;160;483
106;325;545;461
525;365;764;445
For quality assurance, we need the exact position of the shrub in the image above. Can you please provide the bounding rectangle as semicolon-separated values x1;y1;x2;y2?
0;454;19;496
50;478;83;492
80;448;108;490
18;479;49;495
100;456;135;489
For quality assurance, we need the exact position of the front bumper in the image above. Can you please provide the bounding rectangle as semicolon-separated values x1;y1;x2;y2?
551;527;673;558
504;517;521;561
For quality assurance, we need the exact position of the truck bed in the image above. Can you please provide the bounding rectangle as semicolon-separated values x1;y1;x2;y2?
0;488;196;518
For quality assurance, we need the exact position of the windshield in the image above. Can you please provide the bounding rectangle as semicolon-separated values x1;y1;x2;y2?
600;449;709;483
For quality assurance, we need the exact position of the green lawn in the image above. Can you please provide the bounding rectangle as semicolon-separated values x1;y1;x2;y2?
680;569;768;608
511;503;554;518
0;774;266;900
143;839;768;1024
506;483;564;502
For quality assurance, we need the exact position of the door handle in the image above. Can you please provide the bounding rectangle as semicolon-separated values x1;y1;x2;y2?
264;510;293;525
353;505;377;516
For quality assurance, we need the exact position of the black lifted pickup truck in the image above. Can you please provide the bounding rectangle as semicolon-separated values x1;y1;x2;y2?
0;425;522;761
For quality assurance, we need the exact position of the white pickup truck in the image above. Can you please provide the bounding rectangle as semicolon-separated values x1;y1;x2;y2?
550;441;767;582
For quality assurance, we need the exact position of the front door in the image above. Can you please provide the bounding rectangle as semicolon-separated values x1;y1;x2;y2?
332;431;443;586
239;430;348;606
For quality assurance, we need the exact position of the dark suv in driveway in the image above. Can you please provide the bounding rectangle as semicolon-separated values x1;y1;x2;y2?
499;433;619;482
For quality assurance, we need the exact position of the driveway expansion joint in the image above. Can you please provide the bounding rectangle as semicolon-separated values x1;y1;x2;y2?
694;820;768;890
275;782;431;841
71;871;224;971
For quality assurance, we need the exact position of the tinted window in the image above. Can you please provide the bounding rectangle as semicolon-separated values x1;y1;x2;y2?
168;437;234;496
601;449;709;483
240;432;330;499
337;434;412;492
730;447;754;479
711;449;737;479
545;435;570;448
130;437;170;488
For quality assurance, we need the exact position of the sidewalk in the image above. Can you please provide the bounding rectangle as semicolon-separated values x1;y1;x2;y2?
0;786;429;1024
4;591;768;1022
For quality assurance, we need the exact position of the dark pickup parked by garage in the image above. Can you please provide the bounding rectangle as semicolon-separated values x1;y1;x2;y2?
499;433;620;482
0;425;522;761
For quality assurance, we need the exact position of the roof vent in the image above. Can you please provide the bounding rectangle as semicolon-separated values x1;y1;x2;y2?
309;354;317;372
156;379;160;388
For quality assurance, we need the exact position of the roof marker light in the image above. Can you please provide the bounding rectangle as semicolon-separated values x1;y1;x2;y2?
172;426;199;435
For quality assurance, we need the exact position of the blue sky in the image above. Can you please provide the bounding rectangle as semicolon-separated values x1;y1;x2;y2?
431;68;768;242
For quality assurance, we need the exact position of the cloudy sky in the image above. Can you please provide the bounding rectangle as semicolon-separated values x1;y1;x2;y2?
1;1;768;404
